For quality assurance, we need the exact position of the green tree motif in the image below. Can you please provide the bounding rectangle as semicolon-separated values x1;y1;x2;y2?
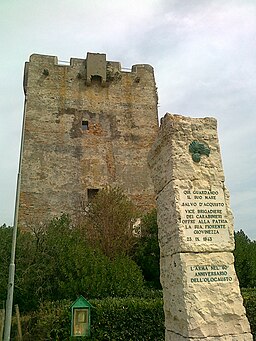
189;140;210;162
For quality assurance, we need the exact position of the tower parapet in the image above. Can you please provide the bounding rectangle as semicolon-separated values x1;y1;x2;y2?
19;52;159;230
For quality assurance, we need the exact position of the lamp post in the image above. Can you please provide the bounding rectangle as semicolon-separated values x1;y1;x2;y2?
3;98;26;341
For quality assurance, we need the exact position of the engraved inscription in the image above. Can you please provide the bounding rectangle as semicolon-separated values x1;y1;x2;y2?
187;264;234;284
180;188;230;243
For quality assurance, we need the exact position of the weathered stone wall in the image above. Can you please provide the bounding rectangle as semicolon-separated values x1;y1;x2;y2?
19;53;158;229
148;114;252;341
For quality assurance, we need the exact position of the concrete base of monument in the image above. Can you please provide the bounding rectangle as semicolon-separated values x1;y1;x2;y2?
166;330;253;341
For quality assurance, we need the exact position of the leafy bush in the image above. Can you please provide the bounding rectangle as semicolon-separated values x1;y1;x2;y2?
16;297;164;340
79;187;138;259
12;300;71;341
12;215;145;312
234;230;256;288
242;288;256;340
89;297;164;340
132;209;161;289
1;190;159;314
0;225;12;302
12;290;256;340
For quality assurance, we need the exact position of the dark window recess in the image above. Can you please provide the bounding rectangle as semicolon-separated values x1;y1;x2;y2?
91;75;102;83
87;188;99;201
82;120;89;130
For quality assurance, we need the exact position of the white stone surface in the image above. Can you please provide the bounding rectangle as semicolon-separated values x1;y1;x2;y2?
166;330;253;341
148;113;253;340
157;181;234;255
148;114;225;194
161;252;251;338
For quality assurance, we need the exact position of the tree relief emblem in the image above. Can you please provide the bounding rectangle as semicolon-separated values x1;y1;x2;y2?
189;140;210;163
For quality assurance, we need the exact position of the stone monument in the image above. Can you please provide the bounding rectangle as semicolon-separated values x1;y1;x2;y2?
148;114;252;341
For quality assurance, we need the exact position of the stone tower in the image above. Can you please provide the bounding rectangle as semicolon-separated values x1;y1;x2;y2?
19;52;158;230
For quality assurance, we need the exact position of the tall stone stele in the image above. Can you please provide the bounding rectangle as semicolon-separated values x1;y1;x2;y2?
148;114;253;341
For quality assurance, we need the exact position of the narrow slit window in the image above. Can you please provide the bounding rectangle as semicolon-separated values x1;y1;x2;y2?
82;120;89;130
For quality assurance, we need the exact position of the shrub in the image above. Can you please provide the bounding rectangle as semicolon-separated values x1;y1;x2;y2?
0;225;12;302
234;230;256;288
13;215;145;312
16;297;164;340
13;290;256;340
242;288;256;340
79;187;138;259
132;209;161;289
90;297;164;340
13;300;71;341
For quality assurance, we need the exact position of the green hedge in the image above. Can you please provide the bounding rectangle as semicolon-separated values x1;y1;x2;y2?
13;290;256;340
15;296;164;340
242;289;256;340
89;297;164;340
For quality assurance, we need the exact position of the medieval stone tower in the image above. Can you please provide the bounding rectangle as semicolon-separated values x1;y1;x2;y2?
19;52;159;229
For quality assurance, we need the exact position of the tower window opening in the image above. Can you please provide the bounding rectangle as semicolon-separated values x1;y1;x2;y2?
82;120;89;130
87;188;99;201
91;75;102;83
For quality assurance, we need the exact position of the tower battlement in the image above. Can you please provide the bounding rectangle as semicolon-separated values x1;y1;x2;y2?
19;52;158;230
24;53;155;94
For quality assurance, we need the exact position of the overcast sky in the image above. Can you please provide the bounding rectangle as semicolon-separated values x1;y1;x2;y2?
0;0;255;239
